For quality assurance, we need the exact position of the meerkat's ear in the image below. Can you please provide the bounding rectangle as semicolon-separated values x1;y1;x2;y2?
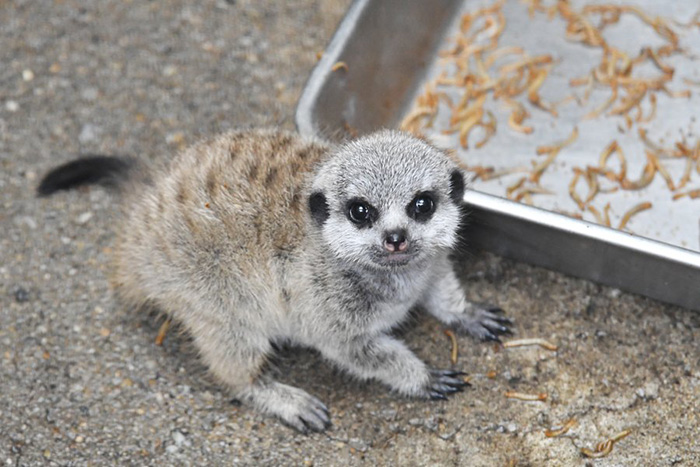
449;169;466;204
309;191;330;225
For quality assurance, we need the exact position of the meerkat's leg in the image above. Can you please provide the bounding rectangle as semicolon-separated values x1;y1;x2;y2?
317;334;468;399
421;256;513;342
179;311;331;433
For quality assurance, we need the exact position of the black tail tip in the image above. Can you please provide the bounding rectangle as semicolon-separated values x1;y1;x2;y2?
37;155;134;196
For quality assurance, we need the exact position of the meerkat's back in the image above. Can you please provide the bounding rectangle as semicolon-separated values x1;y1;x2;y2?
112;129;329;314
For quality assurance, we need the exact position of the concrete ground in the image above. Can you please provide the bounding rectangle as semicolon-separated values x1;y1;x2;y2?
1;0;699;465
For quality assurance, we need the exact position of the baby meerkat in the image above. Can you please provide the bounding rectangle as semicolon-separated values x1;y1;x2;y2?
38;129;511;433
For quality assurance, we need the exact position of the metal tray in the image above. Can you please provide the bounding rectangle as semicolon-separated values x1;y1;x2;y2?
296;0;700;311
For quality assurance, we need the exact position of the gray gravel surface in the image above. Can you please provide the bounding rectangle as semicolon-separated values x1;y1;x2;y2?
2;0;699;465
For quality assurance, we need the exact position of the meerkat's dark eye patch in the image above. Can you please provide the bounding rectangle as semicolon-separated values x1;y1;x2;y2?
449;169;465;204
309;192;329;225
407;192;436;222
346;198;377;228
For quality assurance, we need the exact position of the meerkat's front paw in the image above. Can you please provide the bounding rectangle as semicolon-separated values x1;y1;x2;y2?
452;304;513;342
250;382;331;434
419;369;470;400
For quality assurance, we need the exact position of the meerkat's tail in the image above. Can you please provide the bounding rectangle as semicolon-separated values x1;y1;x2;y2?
37;155;136;196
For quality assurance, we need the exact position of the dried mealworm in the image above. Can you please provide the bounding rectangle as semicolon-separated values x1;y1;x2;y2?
507;103;533;134
444;329;459;365
672;188;700;200
569;169;586;210
506;176;528;199
620;154;656;190
544;419;578;438
531;127;579;182
584;86;618;120
618;202;652;230
155;317;172;346
648;151;676;190
399;106;435;132
582;429;631;458
603;202;612;227
587;205;605;225
475;110;497;148
638;93;657;123
599;141;627;182
581;441;614;458
677;157;694;190
505;391;548;402
503;338;558;351
331;61;348;72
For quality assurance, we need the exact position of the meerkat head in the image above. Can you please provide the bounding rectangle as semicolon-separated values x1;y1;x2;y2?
308;130;466;271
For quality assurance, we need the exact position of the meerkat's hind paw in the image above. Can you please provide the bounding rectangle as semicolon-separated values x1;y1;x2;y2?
424;369;470;400
253;382;331;434
283;393;331;434
453;304;513;343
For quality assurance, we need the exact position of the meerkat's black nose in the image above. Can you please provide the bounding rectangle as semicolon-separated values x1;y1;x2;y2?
383;230;408;253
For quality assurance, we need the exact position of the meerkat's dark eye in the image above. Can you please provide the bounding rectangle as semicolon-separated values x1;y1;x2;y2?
408;193;436;222
348;201;371;224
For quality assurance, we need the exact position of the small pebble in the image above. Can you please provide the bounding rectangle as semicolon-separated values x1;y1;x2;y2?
14;216;37;230
81;87;99;101
22;69;35;81
637;381;659;400
172;431;186;446
78;124;101;144
14;287;30;303
5;100;19;112
75;212;93;225
166;132;185;146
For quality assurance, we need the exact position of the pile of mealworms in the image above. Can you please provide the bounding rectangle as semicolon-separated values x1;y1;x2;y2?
441;332;633;459
400;0;700;231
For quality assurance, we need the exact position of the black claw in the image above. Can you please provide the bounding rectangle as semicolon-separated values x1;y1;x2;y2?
302;418;325;433
433;383;461;394
493;316;514;325
432;369;467;378
429;391;448;401
440;376;469;388
312;409;330;426
482;332;502;343
478;303;504;314
295;422;310;435
484;323;510;335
